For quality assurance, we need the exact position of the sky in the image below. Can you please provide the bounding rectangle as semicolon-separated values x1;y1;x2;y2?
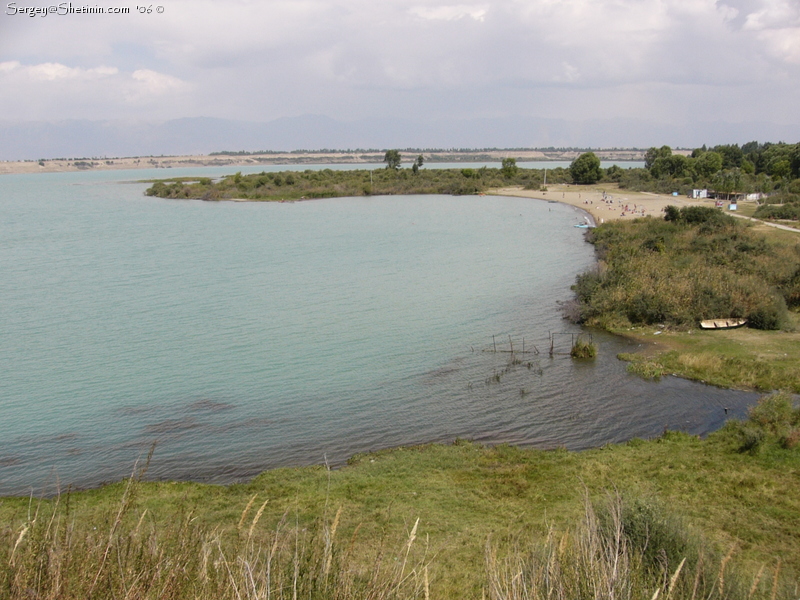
1;0;799;144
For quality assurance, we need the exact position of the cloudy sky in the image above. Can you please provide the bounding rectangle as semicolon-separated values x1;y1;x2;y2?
1;0;799;144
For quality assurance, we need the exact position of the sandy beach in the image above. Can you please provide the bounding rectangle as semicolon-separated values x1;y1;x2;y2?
492;184;705;224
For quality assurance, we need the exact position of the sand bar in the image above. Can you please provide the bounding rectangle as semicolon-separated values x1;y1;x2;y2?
0;149;647;176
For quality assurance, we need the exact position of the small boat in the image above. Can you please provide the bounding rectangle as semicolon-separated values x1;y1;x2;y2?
574;217;593;229
699;318;747;330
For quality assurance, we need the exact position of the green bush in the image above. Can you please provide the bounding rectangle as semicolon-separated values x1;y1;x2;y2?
573;216;799;328
747;296;789;330
570;338;597;358
737;424;767;454
754;203;800;221
747;391;799;435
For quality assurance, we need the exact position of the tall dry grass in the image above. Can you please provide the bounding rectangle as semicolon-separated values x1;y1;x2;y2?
485;493;794;600
0;450;433;600
2;476;796;599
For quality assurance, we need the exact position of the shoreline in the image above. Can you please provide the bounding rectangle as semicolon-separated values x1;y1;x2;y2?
491;184;707;223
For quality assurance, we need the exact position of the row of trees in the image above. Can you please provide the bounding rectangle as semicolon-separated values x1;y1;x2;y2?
385;143;799;192
561;143;800;217
645;142;800;179
643;143;800;181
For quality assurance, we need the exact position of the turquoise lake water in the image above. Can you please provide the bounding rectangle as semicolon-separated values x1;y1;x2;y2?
0;166;756;495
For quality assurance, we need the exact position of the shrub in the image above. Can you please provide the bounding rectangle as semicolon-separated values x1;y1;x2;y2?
780;429;800;449
608;495;700;575
747;391;799;435
754;203;800;221
747;295;789;330
570;338;597;358
571;269;602;305
737;424;766;454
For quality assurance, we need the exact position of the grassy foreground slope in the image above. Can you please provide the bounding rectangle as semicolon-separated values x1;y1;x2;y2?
2;397;799;599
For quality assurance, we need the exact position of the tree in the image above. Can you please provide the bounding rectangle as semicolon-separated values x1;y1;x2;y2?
650;154;691;179
570;152;602;184
501;157;518;178
645;146;672;170
695;151;723;178
411;154;424;175
606;165;623;181
711;144;743;169
384;149;401;170
770;159;791;179
791;144;800;179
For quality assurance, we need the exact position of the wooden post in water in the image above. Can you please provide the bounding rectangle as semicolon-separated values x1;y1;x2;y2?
509;335;513;355
493;335;497;353
549;331;554;357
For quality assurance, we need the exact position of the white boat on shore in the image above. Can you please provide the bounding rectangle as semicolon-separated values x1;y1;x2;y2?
699;318;747;330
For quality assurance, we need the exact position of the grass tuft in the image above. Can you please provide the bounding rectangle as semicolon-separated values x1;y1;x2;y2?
570;338;598;359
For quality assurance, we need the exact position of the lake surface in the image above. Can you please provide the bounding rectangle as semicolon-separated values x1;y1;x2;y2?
0;167;756;496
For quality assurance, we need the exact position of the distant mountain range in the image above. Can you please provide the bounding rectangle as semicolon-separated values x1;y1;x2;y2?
2;115;799;161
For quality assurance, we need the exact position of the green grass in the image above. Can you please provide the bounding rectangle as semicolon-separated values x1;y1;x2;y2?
2;404;799;598
615;314;800;391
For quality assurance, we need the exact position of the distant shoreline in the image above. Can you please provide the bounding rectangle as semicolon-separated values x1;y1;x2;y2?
0;149;647;175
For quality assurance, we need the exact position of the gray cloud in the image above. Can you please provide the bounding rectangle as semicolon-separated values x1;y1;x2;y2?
0;0;798;143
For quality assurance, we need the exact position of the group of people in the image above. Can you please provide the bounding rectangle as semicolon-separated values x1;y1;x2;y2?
580;193;648;217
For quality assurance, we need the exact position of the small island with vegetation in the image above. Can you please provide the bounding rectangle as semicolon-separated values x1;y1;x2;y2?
144;153;558;200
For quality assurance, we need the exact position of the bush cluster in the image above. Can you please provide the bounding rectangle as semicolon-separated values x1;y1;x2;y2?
754;203;800;221
723;392;800;453
573;213;799;329
145;166;574;201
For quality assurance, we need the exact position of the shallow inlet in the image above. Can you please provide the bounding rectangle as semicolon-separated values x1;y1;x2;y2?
0;167;757;496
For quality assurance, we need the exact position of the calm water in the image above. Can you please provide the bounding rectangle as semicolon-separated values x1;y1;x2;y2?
0;167;755;496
